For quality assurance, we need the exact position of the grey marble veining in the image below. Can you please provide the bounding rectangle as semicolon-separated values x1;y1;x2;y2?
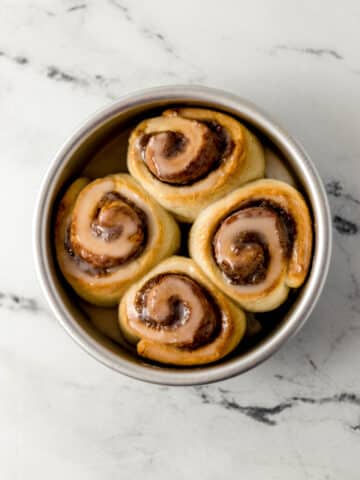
1;0;360;478
271;45;344;60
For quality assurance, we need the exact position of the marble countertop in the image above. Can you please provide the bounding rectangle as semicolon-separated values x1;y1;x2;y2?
1;1;359;478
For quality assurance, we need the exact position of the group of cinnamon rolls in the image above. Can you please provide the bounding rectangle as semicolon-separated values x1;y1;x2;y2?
55;107;313;367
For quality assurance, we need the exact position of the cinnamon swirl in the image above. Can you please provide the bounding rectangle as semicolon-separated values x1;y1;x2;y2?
55;174;180;306
127;108;265;222
189;179;313;311
119;256;246;365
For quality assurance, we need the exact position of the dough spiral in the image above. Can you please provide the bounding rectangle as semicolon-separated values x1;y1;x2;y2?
128;108;265;222
189;179;313;311
55;174;180;306
119;256;246;365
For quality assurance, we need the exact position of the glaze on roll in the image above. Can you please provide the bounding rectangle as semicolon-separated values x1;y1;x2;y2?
189;179;313;312
69;191;147;270
55;174;180;306
119;256;246;366
213;206;291;287
130;274;219;348
128;108;265;222
139;117;221;185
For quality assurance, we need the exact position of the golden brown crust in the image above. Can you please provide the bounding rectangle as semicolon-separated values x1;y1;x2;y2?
189;179;313;312
119;256;246;366
55;174;180;306
127;108;265;222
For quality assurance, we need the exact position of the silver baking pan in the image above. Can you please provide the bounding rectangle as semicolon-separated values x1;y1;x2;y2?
33;86;332;385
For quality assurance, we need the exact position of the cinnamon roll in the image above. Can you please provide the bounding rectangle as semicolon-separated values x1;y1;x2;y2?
127;108;265;222
55;174;180;306
119;256;246;366
189;179;313;312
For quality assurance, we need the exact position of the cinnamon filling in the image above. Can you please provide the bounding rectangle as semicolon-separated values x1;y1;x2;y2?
202;120;234;158
131;274;220;348
66;192;147;275
138;118;233;185
213;204;295;285
238;200;296;256
64;227;109;277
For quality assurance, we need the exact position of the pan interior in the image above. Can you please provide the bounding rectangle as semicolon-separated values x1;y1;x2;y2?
42;94;320;380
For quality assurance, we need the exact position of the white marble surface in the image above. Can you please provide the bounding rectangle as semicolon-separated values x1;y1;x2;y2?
1;1;360;478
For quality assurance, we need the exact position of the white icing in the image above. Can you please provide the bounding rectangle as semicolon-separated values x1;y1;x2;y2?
72;179;142;259
128;275;211;346
144;116;211;178
215;209;285;294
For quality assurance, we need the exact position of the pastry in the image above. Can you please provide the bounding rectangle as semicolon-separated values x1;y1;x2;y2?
189;179;313;312
127;108;265;222
55;174;180;306
119;256;246;366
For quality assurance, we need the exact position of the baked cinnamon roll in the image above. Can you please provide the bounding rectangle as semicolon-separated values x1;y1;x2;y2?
119;256;246;366
128;108;265;222
189;179;313;312
55;174;180;306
